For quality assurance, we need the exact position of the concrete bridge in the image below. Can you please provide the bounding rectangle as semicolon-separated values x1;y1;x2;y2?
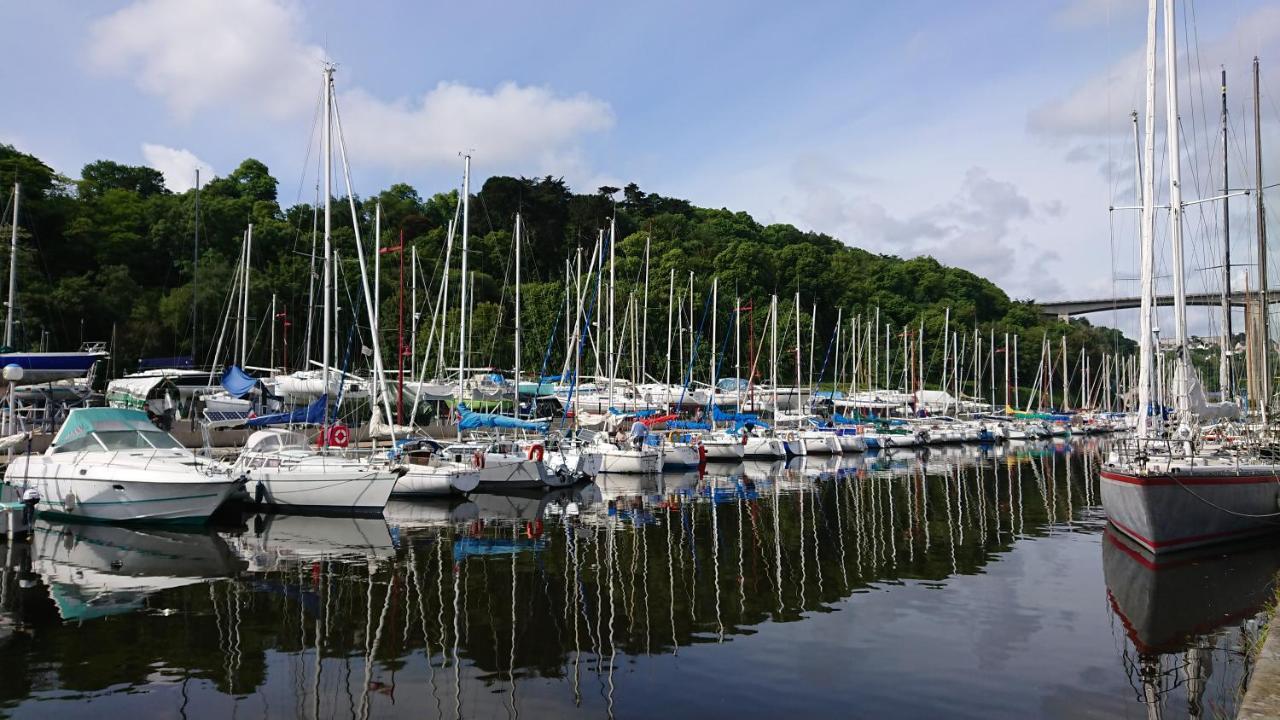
1038;290;1280;320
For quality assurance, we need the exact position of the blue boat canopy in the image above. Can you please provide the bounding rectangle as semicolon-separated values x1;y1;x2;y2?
221;365;258;398
457;404;548;432
246;395;327;428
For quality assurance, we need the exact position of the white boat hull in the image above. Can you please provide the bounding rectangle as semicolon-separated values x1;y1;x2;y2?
742;436;787;458
7;455;238;523
393;464;480;496
702;437;747;461
243;465;398;513
597;445;662;474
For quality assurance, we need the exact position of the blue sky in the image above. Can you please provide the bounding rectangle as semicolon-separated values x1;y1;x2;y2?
3;0;1279;337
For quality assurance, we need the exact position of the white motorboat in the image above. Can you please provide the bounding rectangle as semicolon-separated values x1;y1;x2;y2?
4;407;241;523
232;428;399;514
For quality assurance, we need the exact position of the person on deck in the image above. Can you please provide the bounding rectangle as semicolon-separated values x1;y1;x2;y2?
629;419;648;450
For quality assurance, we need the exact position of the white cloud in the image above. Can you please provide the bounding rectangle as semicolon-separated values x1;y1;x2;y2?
88;0;322;120
141;143;214;192
88;0;615;177
337;82;614;171
1030;5;1280;138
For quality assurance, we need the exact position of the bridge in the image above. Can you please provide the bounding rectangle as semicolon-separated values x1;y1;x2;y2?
1038;290;1280;320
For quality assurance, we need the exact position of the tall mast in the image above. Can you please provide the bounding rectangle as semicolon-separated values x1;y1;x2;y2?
770;295;778;416
1254;56;1270;418
641;233;650;383
1135;0;1158;440
1220;67;1234;397
608;216;616;399
793;291;802;406
411;244;418;382
320;65;333;436
458;153;471;426
514;212;522;419
241;224;252;367
1164;0;1190;423
664;267;674;386
710;277;719;392
5;182;18;347
192;170;200;362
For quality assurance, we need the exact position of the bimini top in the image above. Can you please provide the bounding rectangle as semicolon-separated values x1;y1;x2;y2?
51;407;184;453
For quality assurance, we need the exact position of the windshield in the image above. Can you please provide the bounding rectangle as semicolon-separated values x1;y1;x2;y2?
57;429;185;453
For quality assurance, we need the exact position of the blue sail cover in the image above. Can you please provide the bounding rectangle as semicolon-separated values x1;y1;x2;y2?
457;404;548;432
667;420;710;430
712;405;761;424
221;365;258;398
138;356;194;370
832;413;863;425
246;394;327;428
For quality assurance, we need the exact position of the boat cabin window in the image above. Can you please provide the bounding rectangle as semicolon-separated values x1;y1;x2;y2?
57;428;184;453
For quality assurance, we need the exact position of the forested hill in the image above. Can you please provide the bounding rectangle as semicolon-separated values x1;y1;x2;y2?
0;144;1130;388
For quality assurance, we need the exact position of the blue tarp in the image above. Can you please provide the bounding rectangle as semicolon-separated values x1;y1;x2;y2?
712;405;761;424
732;419;769;431
221;365;258;398
667;420;710;430
246;394;327;428
457;404;548;432
832;413;862;425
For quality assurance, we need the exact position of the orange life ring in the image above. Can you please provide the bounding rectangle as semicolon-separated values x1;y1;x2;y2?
527;443;545;462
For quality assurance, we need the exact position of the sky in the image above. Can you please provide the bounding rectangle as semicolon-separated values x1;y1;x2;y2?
2;0;1279;339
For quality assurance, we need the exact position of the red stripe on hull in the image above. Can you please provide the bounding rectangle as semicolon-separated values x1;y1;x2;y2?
1101;470;1280;487
1108;517;1272;552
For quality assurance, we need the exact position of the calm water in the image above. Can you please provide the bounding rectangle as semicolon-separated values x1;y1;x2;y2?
1;440;1275;719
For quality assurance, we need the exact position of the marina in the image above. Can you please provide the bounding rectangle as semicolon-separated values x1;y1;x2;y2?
1;441;1271;719
2;0;1280;717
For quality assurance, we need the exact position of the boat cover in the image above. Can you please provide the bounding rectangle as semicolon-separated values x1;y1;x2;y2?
221;365;258;398
246;394;327;428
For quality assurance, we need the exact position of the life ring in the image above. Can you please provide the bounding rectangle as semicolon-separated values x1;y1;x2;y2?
740;430;749;446
527;443;545;462
329;423;350;448
472;450;486;469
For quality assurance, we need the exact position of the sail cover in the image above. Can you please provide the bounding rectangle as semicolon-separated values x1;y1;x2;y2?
221;366;258;398
246;394;327;428
457;404;548;432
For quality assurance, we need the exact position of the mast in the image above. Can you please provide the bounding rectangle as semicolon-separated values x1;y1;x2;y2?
514;213;522;419
411;244;418;383
710;276;718;392
458;153;471;436
242;223;253;367
665;267;674;387
770;295;778;417
5;182;18;347
192;170;200;362
793;291;802;410
1221;67;1234;397
608;216;615;402
641;233;650;383
398;228;406;425
1254;56;1270;418
320;65;333;437
1135;0;1158;440
1164;0;1190;424
1061;335;1069;411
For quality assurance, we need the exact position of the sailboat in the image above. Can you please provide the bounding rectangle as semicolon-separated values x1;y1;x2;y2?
229;65;399;515
0;183;107;386
1100;1;1280;553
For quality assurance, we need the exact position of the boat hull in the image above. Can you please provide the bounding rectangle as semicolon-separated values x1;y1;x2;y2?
597;446;662;474
742;436;787;458
243;467;398;514
1100;466;1280;553
702;438;747;461
9;463;237;523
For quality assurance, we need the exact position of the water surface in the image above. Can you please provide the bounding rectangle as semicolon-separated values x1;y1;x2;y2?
0;439;1272;719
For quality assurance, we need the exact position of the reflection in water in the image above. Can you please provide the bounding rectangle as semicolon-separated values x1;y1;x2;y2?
0;438;1267;718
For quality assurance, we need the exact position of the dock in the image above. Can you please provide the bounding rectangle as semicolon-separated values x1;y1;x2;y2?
1239;624;1280;719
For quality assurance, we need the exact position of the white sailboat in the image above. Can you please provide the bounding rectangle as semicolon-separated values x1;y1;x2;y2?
230;65;399;515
